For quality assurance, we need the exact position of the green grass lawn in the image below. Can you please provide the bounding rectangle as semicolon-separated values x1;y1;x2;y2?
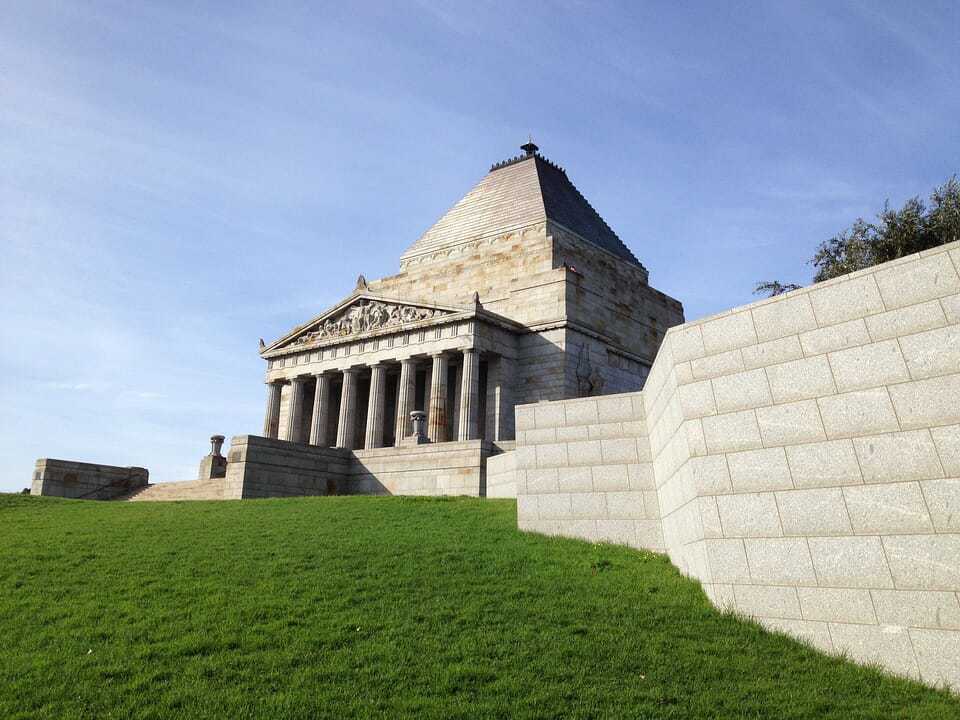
1;494;958;719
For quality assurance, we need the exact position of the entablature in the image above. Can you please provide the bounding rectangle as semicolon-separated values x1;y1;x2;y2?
262;297;524;382
261;293;473;359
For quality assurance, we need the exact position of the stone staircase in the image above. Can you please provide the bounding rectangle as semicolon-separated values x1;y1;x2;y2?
121;478;226;502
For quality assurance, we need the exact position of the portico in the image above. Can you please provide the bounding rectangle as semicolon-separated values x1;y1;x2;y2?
259;292;521;452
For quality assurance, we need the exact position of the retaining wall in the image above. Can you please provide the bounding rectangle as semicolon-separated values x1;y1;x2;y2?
514;393;663;550
223;435;491;498
515;240;960;689
30;459;148;500
350;441;491;495
224;435;351;498
486;443;518;498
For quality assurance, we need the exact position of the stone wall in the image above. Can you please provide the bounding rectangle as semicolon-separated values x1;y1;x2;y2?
350;441;491;496
31;459;148;500
554;222;684;366
224;435;352;499
515;240;960;689
563;328;651;398
372;221;683;418
371;225;556;325
486;443;517;498
514;392;663;551
223;435;491;499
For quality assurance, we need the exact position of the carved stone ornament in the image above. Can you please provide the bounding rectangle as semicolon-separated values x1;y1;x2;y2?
575;345;606;397
292;300;450;346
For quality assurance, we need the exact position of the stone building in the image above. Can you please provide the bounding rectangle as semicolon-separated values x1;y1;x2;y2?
258;141;684;454
28;144;960;691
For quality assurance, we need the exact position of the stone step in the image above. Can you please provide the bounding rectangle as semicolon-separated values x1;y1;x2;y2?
123;478;226;502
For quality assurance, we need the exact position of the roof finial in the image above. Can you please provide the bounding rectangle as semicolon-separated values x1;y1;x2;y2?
521;135;538;157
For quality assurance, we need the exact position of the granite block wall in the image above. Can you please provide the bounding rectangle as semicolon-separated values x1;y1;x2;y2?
31;459;148;500
514;392;663;551
224;435;351;499
486;443;518;498
223;435;491;499
350;441;490;496
515;240;960;689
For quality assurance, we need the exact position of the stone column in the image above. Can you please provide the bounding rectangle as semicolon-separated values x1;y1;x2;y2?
364;364;387;449
458;348;480;441
394;358;416;446
282;376;306;442
336;369;359;450
485;355;516;442
262;381;283;439
309;374;332;447
427;353;448;443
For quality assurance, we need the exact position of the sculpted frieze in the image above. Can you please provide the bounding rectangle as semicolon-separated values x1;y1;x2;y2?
292;300;450;346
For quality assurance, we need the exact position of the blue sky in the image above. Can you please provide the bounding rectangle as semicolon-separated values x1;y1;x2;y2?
2;1;958;491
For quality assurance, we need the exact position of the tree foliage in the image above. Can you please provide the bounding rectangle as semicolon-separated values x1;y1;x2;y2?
753;280;802;297
812;176;960;282
755;175;959;295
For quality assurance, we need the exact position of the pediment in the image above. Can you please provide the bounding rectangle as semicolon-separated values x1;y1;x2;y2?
264;293;468;354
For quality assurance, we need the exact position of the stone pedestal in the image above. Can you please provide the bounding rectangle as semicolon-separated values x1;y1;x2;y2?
410;410;428;444
198;434;227;480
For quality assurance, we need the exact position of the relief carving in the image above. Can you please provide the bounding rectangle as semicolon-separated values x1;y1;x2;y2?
293;300;448;346
575;345;606;397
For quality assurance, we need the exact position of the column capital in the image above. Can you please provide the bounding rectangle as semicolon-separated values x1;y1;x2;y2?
462;347;478;354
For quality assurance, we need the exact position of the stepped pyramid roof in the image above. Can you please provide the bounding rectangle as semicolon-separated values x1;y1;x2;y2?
400;142;643;268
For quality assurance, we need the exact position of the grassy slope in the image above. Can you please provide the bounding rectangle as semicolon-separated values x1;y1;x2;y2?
0;494;957;720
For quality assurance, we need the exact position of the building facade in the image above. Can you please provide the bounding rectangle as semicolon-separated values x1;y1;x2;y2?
258;142;684;456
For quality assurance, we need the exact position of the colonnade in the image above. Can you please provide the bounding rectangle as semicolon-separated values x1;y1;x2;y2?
262;349;482;450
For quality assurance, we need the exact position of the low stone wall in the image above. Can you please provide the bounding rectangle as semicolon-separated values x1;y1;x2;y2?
514;393;662;551
31;459;148;500
350;441;491;496
516;240;960;689
224;435;351;499
222;435;491;498
486;443;517;498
